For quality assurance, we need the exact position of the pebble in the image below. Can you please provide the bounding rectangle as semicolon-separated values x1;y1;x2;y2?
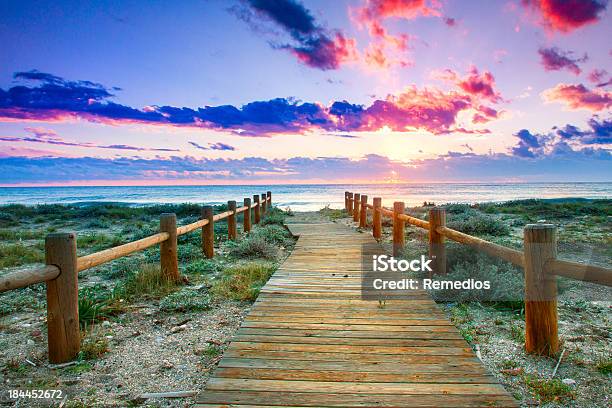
170;324;188;334
102;321;111;327
562;378;577;386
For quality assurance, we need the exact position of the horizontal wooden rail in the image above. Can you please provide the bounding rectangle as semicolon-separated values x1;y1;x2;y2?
0;190;273;363
545;258;612;287
345;190;611;357
437;226;524;267
0;265;60;292
77;232;170;272
398;213;430;230
380;207;394;217
213;210;233;221
176;218;209;236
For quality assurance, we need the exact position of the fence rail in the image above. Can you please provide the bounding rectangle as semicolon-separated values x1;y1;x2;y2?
0;191;273;363
344;191;612;357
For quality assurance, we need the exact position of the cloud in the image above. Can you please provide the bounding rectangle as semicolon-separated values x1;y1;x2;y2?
189;141;236;151
521;0;608;33
510;115;611;158
541;83;612;111
351;0;444;69
511;129;542;157
0;71;500;136
538;47;587;74
234;0;358;70
0;126;178;152
434;67;503;103
1;145;609;185
555;115;612;144
588;69;612;87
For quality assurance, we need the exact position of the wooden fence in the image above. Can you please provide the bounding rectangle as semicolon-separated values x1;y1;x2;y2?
0;191;273;363
344;191;612;356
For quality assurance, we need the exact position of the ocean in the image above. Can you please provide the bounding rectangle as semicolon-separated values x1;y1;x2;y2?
0;183;610;211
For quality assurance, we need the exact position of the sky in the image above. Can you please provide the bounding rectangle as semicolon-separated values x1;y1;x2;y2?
0;0;611;185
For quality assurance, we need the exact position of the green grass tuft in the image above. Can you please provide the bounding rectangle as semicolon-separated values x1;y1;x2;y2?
523;375;575;403
0;243;44;268
159;288;211;312
211;262;275;301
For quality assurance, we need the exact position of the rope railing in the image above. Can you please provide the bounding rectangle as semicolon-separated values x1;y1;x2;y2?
344;190;611;357
0;191;273;363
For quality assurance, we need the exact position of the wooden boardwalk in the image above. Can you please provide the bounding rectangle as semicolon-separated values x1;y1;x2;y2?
197;218;518;407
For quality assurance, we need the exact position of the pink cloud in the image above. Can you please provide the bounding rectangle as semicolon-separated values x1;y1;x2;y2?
587;69;612;87
538;47;587;75
542;83;612;111
434;67;503;103
521;0;608;33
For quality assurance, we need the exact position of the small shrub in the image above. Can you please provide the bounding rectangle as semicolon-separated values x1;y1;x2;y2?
227;237;280;260
501;359;519;369
80;334;109;360
78;286;122;329
0;212;18;227
159;288;211;312
250;224;294;247
211;262;275;301
260;207;286;226
447;212;509;236
198;344;222;358
596;358;612;375
510;324;525;343
319;205;347;220
523;375;575;403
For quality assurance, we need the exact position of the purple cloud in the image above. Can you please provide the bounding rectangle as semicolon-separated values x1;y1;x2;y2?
0;127;178;152
1;146;609;185
556;115;612;144
538;47;587;75
234;0;357;70
189;141;236;151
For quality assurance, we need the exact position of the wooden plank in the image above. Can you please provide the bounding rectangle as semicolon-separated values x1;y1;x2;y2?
214;367;498;384
206;378;509;395
197;391;519;407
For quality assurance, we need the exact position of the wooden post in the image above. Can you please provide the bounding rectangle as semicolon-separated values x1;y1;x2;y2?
261;193;267;215
45;233;80;363
393;201;405;257
347;192;353;214
344;191;349;211
228;201;237;240
353;193;360;222
360;195;368;228
160;213;179;282
202;206;214;258
373;197;382;239
524;224;559;356
253;195;260;224
428;207;447;276
267;191;272;208
243;198;252;233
